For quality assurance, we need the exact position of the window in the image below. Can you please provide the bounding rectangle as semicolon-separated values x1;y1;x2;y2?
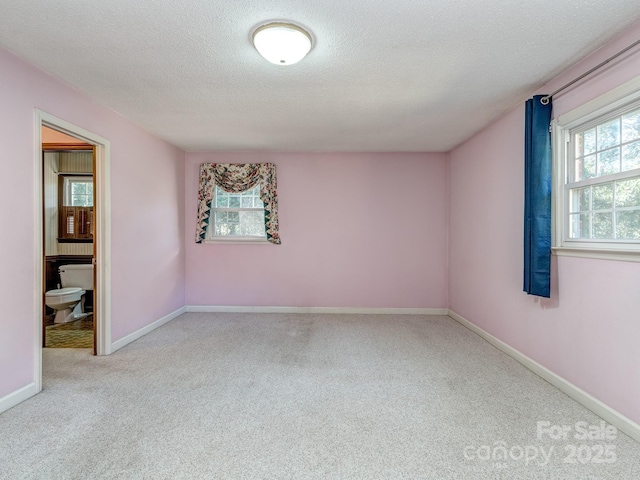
195;162;280;244
208;185;267;241
553;79;640;260
63;176;93;206
58;175;94;241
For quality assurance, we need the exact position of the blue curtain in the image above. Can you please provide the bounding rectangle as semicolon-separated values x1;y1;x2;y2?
524;95;553;298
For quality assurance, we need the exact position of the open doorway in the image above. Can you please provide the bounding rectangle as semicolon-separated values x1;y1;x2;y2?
42;133;96;351
34;111;112;391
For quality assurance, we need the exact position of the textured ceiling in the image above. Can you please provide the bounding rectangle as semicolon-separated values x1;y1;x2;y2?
1;1;640;152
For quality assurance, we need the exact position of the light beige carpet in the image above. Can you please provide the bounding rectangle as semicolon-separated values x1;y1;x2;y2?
1;313;639;479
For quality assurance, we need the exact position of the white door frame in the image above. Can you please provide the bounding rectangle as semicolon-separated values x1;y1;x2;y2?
34;110;112;391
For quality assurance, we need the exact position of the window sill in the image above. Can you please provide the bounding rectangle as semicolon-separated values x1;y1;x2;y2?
552;246;640;263
204;237;270;245
57;238;93;243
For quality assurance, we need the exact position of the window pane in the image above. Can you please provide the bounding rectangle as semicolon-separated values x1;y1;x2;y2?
597;119;620;150
72;183;86;194
216;196;229;208
213;211;265;237
616;210;640;239
214;211;234;236
575;132;584;158
622;141;640;172
569;213;589;239
569;187;590;213
227;212;239;224
213;212;227;235
215;189;229;207
215;185;260;205
615;177;640;208
592;212;613;238
622;108;640;143
239;211;266;236
592;183;613;210
582;154;596;179
583;128;596;155
228;223;240;236
573;156;583;182
597;148;620;177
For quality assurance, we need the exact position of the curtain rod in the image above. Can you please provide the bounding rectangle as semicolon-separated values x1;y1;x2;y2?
540;38;640;105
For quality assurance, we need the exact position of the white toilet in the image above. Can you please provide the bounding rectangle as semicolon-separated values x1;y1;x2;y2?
45;264;94;324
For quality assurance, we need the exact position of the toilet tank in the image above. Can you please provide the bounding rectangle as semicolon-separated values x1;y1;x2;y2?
59;264;94;290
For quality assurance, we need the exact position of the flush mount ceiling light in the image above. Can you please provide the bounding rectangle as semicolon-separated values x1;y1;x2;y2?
252;22;312;65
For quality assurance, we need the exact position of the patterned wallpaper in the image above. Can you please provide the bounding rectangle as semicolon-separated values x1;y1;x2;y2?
43;151;93;257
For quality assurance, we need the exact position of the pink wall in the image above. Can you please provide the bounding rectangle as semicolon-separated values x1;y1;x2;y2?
185;152;448;309
0;47;185;400
448;21;640;424
5;15;638;427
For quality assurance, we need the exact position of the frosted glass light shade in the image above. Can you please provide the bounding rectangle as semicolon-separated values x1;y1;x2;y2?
252;23;312;65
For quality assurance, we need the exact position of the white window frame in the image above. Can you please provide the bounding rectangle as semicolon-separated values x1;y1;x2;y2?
552;75;640;262
205;184;269;244
63;176;93;207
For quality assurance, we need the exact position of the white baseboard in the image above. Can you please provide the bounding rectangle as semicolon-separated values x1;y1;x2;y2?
111;306;186;353
0;382;38;415
448;309;640;444
186;305;448;315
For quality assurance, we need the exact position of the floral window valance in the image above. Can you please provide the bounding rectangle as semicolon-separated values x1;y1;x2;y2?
195;163;281;244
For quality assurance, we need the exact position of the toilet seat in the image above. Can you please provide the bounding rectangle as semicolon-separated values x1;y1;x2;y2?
46;287;83;297
45;287;85;307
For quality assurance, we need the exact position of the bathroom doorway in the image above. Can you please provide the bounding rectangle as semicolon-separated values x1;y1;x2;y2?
34;111;112;391
42;137;96;351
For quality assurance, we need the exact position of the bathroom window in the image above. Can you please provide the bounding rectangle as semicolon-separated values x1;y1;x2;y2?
58;175;94;241
63;177;93;207
208;185;267;241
